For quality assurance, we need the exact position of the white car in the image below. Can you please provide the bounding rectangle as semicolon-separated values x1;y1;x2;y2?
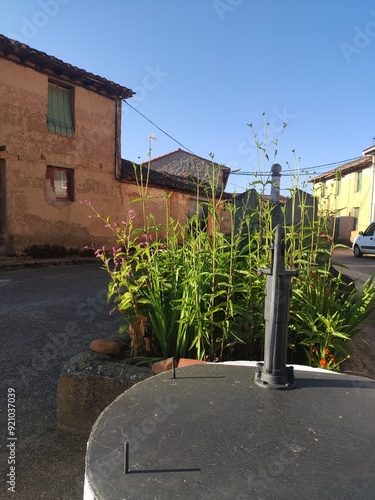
353;221;375;257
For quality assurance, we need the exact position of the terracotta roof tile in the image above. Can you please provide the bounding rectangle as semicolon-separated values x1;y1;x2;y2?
0;34;134;99
309;156;371;182
120;159;232;198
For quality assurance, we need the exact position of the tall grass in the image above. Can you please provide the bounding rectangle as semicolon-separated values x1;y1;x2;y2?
85;124;375;370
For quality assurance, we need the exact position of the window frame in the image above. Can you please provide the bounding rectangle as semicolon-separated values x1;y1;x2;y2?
47;80;75;138
354;171;362;193
46;166;74;202
352;207;359;231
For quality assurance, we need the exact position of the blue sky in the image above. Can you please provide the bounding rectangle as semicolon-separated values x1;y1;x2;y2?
1;0;375;194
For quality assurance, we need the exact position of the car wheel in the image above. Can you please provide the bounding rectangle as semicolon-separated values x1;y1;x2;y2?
353;244;363;258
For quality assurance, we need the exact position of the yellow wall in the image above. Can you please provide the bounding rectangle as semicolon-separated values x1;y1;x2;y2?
313;164;374;241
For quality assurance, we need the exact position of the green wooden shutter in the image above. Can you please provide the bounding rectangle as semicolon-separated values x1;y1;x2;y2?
47;83;74;137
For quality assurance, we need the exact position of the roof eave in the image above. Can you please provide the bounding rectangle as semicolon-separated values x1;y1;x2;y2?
363;145;375;156
120;159;232;198
309;156;372;183
0;35;134;100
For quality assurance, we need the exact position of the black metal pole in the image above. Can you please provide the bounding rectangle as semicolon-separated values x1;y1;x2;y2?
255;225;299;389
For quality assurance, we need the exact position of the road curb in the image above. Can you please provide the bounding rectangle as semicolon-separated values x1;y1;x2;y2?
0;257;98;270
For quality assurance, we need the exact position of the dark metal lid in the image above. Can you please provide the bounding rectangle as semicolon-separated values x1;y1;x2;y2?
85;364;375;499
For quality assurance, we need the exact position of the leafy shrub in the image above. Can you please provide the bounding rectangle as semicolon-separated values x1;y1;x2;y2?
83;187;375;370
83;121;375;369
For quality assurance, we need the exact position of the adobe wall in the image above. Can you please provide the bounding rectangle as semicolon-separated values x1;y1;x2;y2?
0;57;125;253
0;57;228;253
84;183;192;247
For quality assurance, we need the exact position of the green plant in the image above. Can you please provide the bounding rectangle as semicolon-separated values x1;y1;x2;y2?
82;119;375;370
289;270;375;369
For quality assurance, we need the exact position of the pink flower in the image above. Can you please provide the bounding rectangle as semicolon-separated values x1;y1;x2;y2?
94;246;105;257
128;209;135;222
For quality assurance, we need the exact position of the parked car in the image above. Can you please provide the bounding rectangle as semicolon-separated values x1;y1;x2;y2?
352;221;375;257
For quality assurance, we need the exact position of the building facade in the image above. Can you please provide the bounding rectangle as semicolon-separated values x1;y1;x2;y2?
0;35;232;254
0;34;135;254
310;147;375;242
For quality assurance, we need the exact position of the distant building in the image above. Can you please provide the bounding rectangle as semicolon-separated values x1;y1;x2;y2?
309;146;375;242
146;149;230;193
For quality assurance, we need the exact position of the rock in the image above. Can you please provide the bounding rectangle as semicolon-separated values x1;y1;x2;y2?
57;351;152;437
89;329;131;355
90;339;122;355
151;357;173;374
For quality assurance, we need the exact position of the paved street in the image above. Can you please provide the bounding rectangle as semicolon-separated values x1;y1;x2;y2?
0;263;115;499
333;246;375;285
1;252;374;499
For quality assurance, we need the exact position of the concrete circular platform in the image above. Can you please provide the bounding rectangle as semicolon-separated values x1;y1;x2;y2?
84;363;375;499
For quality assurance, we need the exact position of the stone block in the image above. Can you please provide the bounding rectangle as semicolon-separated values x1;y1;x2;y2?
57;351;152;437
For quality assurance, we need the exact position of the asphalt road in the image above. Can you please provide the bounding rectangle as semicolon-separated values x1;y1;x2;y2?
0;263;116;500
1;253;375;500
333;247;375;285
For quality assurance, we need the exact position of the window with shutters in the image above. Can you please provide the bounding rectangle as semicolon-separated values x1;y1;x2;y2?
352;207;359;230
47;82;74;137
354;171;362;193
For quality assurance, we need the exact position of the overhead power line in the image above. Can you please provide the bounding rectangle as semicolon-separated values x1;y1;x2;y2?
123;101;363;175
230;156;363;176
123;100;195;155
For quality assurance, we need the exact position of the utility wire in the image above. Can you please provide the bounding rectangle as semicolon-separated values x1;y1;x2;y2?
230;156;363;176
232;160;360;175
123;101;363;175
123;100;195;155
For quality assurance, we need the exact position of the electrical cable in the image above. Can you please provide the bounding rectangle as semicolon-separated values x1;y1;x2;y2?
230;156;363;176
123;100;363;177
123;100;196;155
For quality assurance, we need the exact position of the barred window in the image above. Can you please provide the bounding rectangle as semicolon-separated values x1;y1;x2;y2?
47;82;74;137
